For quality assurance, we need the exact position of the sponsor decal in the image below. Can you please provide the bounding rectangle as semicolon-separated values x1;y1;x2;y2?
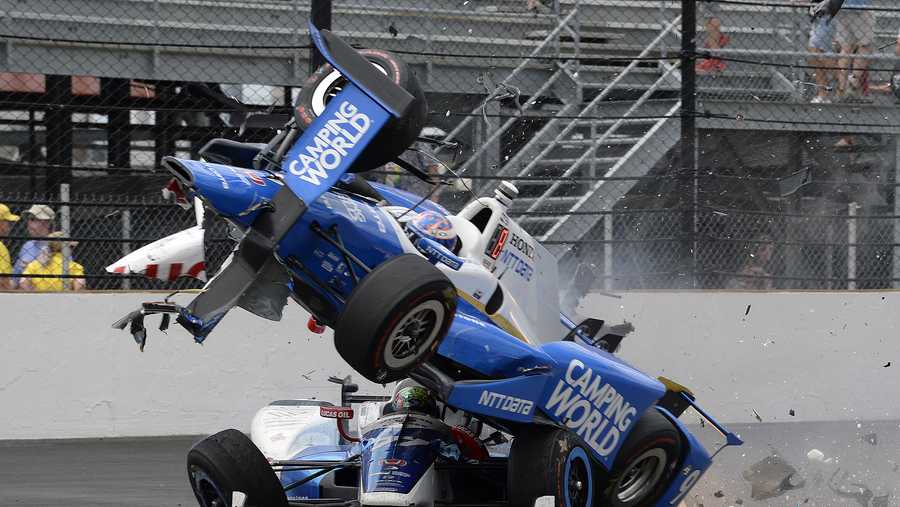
544;359;637;457
418;240;463;270
320;406;354;419
246;170;267;186
335;192;367;223
382;458;407;467
498;249;533;281
485;226;509;260
478;390;534;416
508;232;535;260
205;164;229;189
287;101;371;185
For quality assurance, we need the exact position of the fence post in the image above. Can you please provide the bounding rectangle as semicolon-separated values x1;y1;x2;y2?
309;0;332;74
604;213;613;291
122;210;132;290
102;78;131;169
895;137;900;289
60;183;71;290
680;0;698;288
45;75;73;196
848;202;858;290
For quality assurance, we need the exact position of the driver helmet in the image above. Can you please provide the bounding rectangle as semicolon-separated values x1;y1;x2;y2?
391;382;439;418
407;210;458;251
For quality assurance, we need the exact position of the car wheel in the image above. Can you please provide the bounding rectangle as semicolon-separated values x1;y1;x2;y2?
507;428;596;507
598;409;682;507
294;48;427;173
186;429;288;507
334;254;456;383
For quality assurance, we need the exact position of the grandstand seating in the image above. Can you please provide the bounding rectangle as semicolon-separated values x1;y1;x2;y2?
2;0;899;248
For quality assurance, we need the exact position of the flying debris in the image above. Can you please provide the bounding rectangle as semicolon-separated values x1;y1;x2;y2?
807;448;826;462
742;454;805;500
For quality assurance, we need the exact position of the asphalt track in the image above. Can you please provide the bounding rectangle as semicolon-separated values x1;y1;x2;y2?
1;420;898;506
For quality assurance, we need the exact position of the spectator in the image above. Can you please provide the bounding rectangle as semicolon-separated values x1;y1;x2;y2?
13;204;55;287
869;28;900;96
20;231;85;292
526;0;550;14
835;0;875;101
807;5;838;103
696;2;730;74
0;203;19;290
728;236;776;290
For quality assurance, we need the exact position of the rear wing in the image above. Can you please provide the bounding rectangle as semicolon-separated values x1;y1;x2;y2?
113;22;415;344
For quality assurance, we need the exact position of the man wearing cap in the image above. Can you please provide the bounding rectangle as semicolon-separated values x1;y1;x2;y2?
0;203;19;290
13;204;55;287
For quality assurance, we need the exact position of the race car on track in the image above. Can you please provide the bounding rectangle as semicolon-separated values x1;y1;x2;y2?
108;22;742;507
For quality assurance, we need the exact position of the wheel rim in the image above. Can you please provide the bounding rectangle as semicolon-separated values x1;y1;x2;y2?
189;465;229;507
382;299;444;370
563;447;593;507
311;63;387;116
615;448;667;503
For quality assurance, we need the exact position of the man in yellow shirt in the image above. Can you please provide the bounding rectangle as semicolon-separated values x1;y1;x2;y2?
20;231;86;291
0;203;19;290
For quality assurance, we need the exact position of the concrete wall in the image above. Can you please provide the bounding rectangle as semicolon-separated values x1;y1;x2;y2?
582;291;900;425
2;291;898;439
0;292;389;440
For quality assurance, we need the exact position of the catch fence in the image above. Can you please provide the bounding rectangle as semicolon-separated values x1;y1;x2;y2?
1;0;899;291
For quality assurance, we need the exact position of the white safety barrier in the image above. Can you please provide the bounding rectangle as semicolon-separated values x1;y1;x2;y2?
1;291;898;439
582;291;900;424
0;292;388;440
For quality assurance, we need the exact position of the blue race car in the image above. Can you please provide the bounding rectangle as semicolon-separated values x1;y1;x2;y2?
110;23;741;507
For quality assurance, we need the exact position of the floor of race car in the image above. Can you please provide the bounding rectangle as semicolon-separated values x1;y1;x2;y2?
1;420;897;506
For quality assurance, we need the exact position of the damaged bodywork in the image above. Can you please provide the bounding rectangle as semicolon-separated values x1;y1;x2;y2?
108;22;741;507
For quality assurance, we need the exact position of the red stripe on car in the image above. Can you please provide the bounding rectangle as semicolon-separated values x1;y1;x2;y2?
168;263;183;281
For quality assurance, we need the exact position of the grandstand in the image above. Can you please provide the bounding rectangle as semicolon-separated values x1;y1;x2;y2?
1;0;899;290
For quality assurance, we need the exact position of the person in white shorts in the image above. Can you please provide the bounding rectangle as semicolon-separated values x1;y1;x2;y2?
834;0;875;99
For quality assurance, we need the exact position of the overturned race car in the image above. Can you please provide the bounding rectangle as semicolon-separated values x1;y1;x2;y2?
109;22;742;507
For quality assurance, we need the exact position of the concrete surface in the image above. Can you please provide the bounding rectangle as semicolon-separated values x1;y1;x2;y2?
1;420;897;506
2;290;899;439
0;292;391;439
581;291;900;424
0;436;199;507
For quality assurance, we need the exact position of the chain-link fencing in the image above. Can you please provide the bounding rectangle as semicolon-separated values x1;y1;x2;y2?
0;0;898;291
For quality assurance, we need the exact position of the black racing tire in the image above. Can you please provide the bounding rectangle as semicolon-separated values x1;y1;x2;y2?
334;254;456;383
597;409;682;507
294;48;428;173
186;429;288;507
507;427;597;507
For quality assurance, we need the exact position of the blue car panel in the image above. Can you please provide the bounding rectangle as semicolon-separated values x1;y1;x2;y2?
437;308;555;378
359;415;447;495
536;341;667;468
280;446;354;500
174;159;278;226
281;84;392;205
447;374;549;423
654;407;714;506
